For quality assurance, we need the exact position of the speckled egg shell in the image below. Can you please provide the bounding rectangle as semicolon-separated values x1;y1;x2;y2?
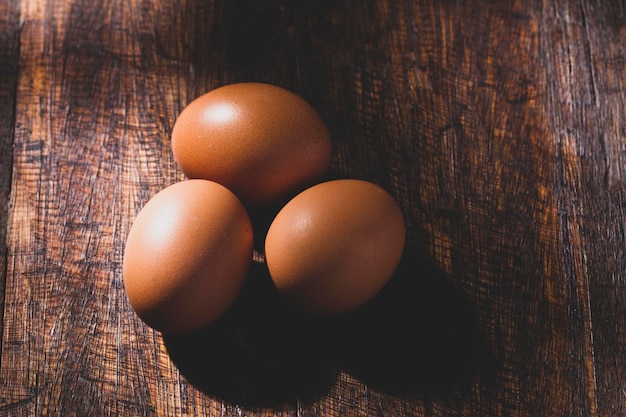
122;179;253;334
264;179;406;316
171;83;332;207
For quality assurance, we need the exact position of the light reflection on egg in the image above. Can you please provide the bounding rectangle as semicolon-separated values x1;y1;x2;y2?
171;83;332;207
122;179;253;334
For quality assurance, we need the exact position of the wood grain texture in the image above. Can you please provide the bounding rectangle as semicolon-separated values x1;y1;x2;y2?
1;0;625;416
0;0;21;374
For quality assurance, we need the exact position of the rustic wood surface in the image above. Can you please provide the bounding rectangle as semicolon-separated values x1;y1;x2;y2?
1;0;626;416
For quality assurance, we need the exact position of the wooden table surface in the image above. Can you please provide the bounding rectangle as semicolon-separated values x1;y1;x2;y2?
1;0;626;416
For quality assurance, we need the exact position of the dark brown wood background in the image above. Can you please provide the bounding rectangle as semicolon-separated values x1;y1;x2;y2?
1;0;626;415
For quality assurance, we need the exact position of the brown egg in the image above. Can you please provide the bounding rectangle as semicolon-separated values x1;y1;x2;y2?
264;179;406;315
171;83;332;207
122;179;253;334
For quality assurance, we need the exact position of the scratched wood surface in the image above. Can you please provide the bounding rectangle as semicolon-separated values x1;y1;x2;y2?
1;0;626;416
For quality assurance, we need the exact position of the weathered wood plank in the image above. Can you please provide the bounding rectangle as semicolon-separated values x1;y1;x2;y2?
0;0;21;387
1;0;188;415
1;0;626;416
539;2;626;416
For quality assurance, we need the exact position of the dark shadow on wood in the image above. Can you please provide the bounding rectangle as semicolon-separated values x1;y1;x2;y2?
163;262;339;407
330;252;485;396
164;250;485;406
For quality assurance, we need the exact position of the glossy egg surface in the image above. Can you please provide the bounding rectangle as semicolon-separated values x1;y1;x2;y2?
264;179;405;315
123;179;253;334
171;83;332;207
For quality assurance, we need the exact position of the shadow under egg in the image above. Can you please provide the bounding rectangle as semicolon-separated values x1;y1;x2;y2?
162;261;338;407
164;250;483;405
329;253;483;395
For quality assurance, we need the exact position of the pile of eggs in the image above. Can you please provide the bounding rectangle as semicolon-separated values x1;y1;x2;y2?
122;83;406;334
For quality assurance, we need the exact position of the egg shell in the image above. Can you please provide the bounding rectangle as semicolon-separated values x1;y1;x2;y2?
264;179;406;316
122;179;253;334
171;82;332;207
